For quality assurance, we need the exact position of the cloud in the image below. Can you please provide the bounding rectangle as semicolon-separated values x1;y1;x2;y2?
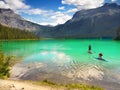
62;0;104;10
66;8;78;13
0;0;72;26
50;11;72;25
39;22;57;26
0;0;47;15
39;11;72;26
58;6;65;10
0;1;9;8
111;0;117;2
0;0;30;10
22;8;48;15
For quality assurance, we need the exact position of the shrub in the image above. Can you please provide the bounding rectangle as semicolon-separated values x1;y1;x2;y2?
0;53;15;79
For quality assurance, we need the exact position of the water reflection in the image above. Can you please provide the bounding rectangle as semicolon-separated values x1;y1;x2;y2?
11;51;107;82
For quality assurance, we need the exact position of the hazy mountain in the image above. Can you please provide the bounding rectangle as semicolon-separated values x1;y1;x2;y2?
0;8;51;33
45;3;120;38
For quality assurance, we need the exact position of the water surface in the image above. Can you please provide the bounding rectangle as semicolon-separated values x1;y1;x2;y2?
1;39;120;84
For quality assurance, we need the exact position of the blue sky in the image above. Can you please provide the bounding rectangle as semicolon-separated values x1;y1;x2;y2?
0;0;120;26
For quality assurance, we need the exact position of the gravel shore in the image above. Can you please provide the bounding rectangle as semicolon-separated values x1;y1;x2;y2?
0;79;63;90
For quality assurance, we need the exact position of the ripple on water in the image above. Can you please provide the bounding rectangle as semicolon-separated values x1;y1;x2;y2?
10;51;120;84
10;62;45;79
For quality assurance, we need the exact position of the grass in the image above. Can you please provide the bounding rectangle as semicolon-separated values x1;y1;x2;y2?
27;79;104;90
65;83;104;90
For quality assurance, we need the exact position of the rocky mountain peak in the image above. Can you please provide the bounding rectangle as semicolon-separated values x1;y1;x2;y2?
49;3;120;38
0;8;51;32
0;8;14;14
103;3;120;8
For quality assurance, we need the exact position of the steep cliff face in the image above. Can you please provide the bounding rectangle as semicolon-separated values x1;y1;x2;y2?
49;3;120;38
0;8;50;33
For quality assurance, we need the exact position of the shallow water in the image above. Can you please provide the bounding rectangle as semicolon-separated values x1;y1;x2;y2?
1;39;120;84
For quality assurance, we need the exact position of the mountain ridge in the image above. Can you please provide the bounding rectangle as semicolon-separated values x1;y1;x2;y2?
45;3;120;38
0;3;120;39
0;8;51;33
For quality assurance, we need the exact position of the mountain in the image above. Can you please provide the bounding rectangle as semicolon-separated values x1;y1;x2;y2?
1;3;120;39
0;8;51;33
41;3;120;38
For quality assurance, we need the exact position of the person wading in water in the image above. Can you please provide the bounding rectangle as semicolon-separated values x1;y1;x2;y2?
88;45;92;54
98;53;103;59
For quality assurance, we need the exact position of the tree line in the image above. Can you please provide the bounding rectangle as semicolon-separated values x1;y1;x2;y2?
115;26;120;40
0;24;39;39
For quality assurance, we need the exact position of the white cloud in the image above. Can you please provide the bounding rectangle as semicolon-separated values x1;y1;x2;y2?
66;8;78;13
39;11;72;26
62;0;104;10
58;6;65;10
50;11;72;25
23;8;48;15
39;22;57;26
0;0;47;15
0;0;30;10
0;1;9;8
111;0;117;2
0;0;72;26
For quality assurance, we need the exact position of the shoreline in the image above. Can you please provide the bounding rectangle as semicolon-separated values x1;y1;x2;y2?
0;38;117;41
10;62;120;90
0;79;61;90
1;77;120;90
0;79;104;90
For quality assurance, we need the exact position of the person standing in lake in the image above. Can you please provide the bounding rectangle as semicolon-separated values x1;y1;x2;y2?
88;45;92;54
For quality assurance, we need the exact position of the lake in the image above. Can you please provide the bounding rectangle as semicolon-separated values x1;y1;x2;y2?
0;39;120;87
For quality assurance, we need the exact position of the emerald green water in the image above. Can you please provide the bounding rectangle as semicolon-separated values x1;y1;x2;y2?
0;39;120;83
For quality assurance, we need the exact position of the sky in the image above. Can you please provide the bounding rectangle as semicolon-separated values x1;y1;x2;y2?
0;0;120;26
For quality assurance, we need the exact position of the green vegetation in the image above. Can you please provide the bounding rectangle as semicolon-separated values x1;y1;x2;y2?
0;24;38;40
0;44;15;79
65;83;104;90
42;79;58;85
32;79;104;90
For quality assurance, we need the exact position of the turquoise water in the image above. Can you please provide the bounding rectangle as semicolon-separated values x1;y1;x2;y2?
0;39;120;83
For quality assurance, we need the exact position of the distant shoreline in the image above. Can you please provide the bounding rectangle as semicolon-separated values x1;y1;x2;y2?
0;38;116;41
